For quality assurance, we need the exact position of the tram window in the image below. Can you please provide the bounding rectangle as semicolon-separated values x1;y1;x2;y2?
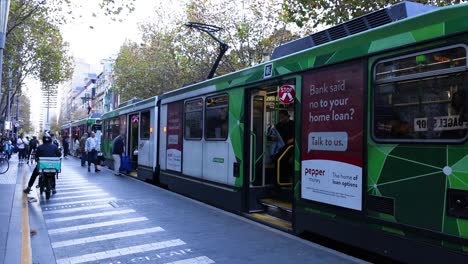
373;72;468;142
140;111;151;139
110;118;120;140
205;94;228;140
375;46;467;82
184;99;203;140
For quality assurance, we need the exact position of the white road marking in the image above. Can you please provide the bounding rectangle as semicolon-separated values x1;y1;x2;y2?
50;193;109;201
46;209;135;223
164;256;215;264
55;189;102;195
55;239;186;264
58;185;97;191
51;227;164;248
48;217;148;234
42;204;112;215
56;180;89;185
41;197;116;207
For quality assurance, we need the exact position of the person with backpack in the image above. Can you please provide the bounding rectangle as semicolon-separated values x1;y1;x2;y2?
27;136;39;164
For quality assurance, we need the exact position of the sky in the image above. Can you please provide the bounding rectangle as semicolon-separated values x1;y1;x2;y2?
60;1;160;66
28;0;187;131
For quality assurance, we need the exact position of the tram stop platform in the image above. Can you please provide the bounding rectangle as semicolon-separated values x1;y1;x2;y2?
1;154;368;264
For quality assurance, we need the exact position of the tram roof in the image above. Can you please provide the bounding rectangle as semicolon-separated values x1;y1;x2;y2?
101;96;158;120
159;2;468;103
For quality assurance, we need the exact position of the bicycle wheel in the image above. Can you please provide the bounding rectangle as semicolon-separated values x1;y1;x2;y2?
0;157;9;174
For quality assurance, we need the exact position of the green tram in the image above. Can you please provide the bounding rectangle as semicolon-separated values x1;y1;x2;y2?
101;97;158;181
154;2;468;262
60;115;102;154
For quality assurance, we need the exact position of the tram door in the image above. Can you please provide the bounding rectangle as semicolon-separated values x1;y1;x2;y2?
137;111;152;168
128;114;139;172
249;91;267;187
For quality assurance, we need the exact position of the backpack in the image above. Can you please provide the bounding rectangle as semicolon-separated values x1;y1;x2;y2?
30;139;38;148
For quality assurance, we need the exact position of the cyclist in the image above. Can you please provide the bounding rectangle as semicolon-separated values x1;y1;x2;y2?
23;132;61;194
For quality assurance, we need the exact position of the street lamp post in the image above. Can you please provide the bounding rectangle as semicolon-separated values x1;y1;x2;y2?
0;0;10;128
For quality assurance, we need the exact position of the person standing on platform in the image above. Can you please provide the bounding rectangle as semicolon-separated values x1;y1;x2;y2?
85;132;100;172
112;133;124;176
62;134;70;158
17;134;27;163
79;133;88;167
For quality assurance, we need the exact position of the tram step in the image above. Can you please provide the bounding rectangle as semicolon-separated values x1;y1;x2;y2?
247;212;292;232
259;198;292;212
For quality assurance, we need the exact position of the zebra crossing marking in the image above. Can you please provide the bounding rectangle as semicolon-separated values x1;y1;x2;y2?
41;197;116;207
50;192;109;201
164;256;215;264
46;209;135;223
55;239;186;264
48;217;148;234
51;227;164;248
54;189;102;195
42;204;112;214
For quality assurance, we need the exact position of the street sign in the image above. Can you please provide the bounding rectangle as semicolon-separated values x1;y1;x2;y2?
278;85;295;104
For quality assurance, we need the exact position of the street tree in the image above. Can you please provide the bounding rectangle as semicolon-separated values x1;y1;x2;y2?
112;0;301;100
1;0;73;122
281;0;464;29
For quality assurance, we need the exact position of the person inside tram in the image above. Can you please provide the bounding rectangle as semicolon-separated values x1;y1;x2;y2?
272;109;294;185
23;132;62;194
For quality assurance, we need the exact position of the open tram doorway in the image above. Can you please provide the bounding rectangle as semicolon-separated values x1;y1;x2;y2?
246;80;296;231
127;114;140;177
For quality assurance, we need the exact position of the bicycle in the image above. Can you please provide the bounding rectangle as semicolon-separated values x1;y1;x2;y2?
0;152;9;174
38;157;61;200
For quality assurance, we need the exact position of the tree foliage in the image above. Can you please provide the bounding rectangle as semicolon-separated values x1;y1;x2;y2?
1;0;73;118
282;0;464;28
2;0;133;129
113;0;301;100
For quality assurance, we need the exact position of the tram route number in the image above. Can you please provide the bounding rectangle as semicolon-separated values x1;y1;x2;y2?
414;116;467;132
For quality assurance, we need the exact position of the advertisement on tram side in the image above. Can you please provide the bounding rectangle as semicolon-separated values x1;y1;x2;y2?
166;101;183;172
301;60;365;210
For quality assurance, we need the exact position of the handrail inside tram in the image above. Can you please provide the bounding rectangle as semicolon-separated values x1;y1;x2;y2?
276;145;293;187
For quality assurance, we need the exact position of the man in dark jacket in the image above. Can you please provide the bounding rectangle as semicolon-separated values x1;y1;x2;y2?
27;136;39;164
112;134;124;175
23;133;61;194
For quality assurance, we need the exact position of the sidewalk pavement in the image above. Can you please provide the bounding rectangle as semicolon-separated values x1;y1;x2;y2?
0;155;27;264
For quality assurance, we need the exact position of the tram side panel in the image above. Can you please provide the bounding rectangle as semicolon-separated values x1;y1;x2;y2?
159;92;244;212
295;45;468;262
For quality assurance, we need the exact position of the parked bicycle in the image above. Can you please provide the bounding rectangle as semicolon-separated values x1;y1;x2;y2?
0;152;9;174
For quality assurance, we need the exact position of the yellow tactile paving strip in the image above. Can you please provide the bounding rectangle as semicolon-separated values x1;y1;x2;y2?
21;166;31;264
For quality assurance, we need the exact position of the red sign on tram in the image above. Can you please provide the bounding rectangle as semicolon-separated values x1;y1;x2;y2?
278;85;295;104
